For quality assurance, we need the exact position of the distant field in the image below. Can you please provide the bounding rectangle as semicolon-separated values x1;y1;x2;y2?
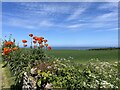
46;49;118;63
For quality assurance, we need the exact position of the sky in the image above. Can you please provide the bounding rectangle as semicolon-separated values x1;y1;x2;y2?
2;2;118;47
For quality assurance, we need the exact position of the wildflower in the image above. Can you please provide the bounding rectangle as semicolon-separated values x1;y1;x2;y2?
33;36;38;41
33;40;37;44
24;44;27;47
3;48;11;55
13;47;18;51
40;37;44;39
47;66;51;69
10;41;14;45
43;39;47;43
38;41;42;44
37;37;43;41
45;83;53;90
22;40;27;43
29;34;33;37
4;41;14;46
48;46;52;50
45;44;48;47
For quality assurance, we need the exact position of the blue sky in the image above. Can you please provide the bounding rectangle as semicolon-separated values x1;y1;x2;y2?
2;2;118;47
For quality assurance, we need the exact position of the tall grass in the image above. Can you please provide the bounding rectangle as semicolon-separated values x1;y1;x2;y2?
46;49;118;63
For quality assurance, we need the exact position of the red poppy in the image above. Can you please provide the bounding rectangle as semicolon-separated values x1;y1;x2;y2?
29;34;33;37
40;37;44;39
37;37;43;41
38;41;42;44
13;47;18;51
4;42;8;46
43;39;47;43
48;46;52;51
10;41;14;45
33;36;38;41
4;41;14;46
33;40;37;44
22;40;27;43
3;48;11;55
24;44;27;47
45;44;48;47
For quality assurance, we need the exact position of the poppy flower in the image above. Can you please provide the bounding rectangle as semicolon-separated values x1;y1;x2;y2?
3;48;11;55
45;44;48;47
33;36;38;41
4;42;8;46
4;41;14;46
33;40;37;44
43;40;47;43
29;34;33;37
48;46;52;51
37;37;43;41
13;47;18;51
40;37;44;39
24;44;27;47
38;41;42;44
22;40;27;43
10;41;14;45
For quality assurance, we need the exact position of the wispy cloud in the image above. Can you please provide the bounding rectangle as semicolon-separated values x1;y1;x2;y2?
67;8;86;21
66;23;85;29
98;2;118;11
66;3;91;21
3;2;118;32
3;17;36;29
94;28;118;32
3;17;56;29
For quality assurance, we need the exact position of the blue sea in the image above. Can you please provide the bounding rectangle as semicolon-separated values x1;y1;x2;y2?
52;46;113;50
20;46;117;50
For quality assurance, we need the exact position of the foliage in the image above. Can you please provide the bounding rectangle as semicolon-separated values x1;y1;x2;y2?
1;34;51;88
1;34;120;89
35;58;120;89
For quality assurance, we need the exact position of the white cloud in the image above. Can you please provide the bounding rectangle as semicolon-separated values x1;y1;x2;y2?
66;24;84;29
93;11;117;22
20;2;72;15
3;17;55;29
4;18;36;29
67;8;86;21
84;10;118;29
94;28;118;32
38;20;54;27
66;3;91;21
98;2;118;10
2;2;118;32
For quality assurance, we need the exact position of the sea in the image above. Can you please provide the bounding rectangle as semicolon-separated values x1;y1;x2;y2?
20;46;118;50
51;46;115;50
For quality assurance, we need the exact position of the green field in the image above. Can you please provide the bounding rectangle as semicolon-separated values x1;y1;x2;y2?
46;49;118;63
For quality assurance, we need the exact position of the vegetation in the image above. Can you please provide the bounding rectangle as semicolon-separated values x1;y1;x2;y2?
88;47;120;50
46;49;118;63
1;34;120;90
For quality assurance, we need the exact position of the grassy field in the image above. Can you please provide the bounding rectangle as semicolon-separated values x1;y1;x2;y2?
46;49;118;63
0;60;14;88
